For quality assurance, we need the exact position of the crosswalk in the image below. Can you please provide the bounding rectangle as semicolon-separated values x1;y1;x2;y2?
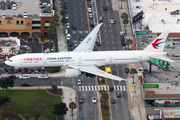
78;85;126;91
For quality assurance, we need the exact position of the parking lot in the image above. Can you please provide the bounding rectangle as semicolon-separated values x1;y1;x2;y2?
21;39;42;53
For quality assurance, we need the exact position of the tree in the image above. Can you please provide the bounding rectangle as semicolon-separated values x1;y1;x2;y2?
123;18;129;35
68;101;76;116
22;34;28;40
21;47;29;53
0;78;14;93
121;12;128;19
9;47;17;54
125;38;133;50
52;102;68;120
99;90;109;108
0;47;3;53
28;98;52;120
0;96;11;107
51;84;57;91
61;17;68;26
43;42;51;48
60;9;67;17
130;68;137;84
0;99;22;120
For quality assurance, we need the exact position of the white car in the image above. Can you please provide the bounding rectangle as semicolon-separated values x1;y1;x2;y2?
67;34;71;40
23;11;28;18
38;75;48;79
66;23;70;29
19;74;30;79
88;8;92;13
12;4;16;10
92;97;97;103
110;19;115;24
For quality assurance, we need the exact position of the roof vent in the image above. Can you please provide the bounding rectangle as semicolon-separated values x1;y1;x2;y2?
161;19;165;24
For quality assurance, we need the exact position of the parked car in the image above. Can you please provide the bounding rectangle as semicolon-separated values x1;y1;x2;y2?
116;92;121;98
38;68;44;73
19;74;30;79
68;47;72;51
120;31;124;37
23;11;28;18
79;96;84;103
65;14;68;19
66;23;70;29
38;75;48;79
64;0;68;3
12;4;16;10
79;117;83;120
109;85;114;91
120;36;125;41
11;68;19;73
88;7;92;12
64;3;68;9
122;46;126;50
77;79;82;85
90;22;94;27
111;98;115;104
19;68;25;73
121;41;125;46
79;33;84;41
67;40;72;47
33;68;39;74
92;97;97;103
7;75;16;79
125;68;129;73
87;3;92;7
89;13;93;19
24;68;32;74
21;82;32;86
96;41;101;46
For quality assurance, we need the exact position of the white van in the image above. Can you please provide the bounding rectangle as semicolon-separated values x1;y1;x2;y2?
12;4;16;10
19;74;30;79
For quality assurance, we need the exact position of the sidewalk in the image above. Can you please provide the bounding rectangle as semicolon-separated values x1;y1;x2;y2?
55;0;67;52
127;64;147;120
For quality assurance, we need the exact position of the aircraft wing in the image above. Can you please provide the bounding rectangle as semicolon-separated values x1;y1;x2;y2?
68;64;125;81
73;23;103;52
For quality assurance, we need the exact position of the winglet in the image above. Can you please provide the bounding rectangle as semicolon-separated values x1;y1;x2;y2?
143;31;169;52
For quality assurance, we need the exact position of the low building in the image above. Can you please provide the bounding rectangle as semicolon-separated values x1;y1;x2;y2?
0;37;20;56
0;0;54;37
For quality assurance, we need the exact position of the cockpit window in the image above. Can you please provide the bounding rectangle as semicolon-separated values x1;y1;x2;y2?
8;59;12;62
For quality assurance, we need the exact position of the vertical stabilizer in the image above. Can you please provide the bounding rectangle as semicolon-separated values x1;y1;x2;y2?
143;31;169;52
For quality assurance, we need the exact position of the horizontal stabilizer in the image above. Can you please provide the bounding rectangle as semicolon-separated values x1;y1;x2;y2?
150;55;174;62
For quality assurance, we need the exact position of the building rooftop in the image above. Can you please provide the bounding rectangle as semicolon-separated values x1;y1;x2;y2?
130;0;180;33
0;0;52;18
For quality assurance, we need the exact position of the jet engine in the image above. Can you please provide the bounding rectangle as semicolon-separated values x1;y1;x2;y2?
64;69;81;78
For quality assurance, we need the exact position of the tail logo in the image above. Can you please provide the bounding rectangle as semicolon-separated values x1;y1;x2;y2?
152;38;164;49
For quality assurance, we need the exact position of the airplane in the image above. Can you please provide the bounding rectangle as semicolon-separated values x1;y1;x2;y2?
5;23;173;81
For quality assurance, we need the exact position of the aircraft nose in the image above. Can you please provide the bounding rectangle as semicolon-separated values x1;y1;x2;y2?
5;60;12;66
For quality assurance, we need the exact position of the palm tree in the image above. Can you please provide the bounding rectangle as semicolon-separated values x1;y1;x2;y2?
69;102;77;116
130;68;137;84
0;47;3;53
9;47;17;54
125;38;133;50
61;17;68;26
60;9;67;17
123;18;129;35
21;47;29;53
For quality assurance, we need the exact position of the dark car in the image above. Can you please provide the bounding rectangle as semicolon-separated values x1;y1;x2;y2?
79;117;83;120
67;40;72;47
7;75;16;79
72;24;77;29
33;14;38;18
38;68;44;73
96;41;101;46
68;46;72;51
120;36;125;41
6;0;10;5
11;68;19;73
99;16;103;22
90;22;94;27
18;14;22;18
33;68;39;74
88;3;92;7
21;82;32;86
103;6;107;11
111;98;115;104
125;68;129;73
121;41;125;46
79;96;84;103
116;92;121;98
24;68;32;74
1;5;5;10
7;4;11;9
79;33;84;41
11;1;16;5
64;4;68;9
1;1;5;5
109;86;114;91
64;0;68;3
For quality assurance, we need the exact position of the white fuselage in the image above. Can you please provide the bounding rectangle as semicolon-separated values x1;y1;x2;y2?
6;51;165;68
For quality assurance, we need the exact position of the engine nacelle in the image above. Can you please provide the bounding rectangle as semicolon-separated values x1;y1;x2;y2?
64;69;81;78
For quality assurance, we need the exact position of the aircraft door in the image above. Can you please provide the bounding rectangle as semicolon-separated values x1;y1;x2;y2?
79;58;82;64
43;59;46;65
109;57;113;63
19;59;23;65
138;56;142;62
